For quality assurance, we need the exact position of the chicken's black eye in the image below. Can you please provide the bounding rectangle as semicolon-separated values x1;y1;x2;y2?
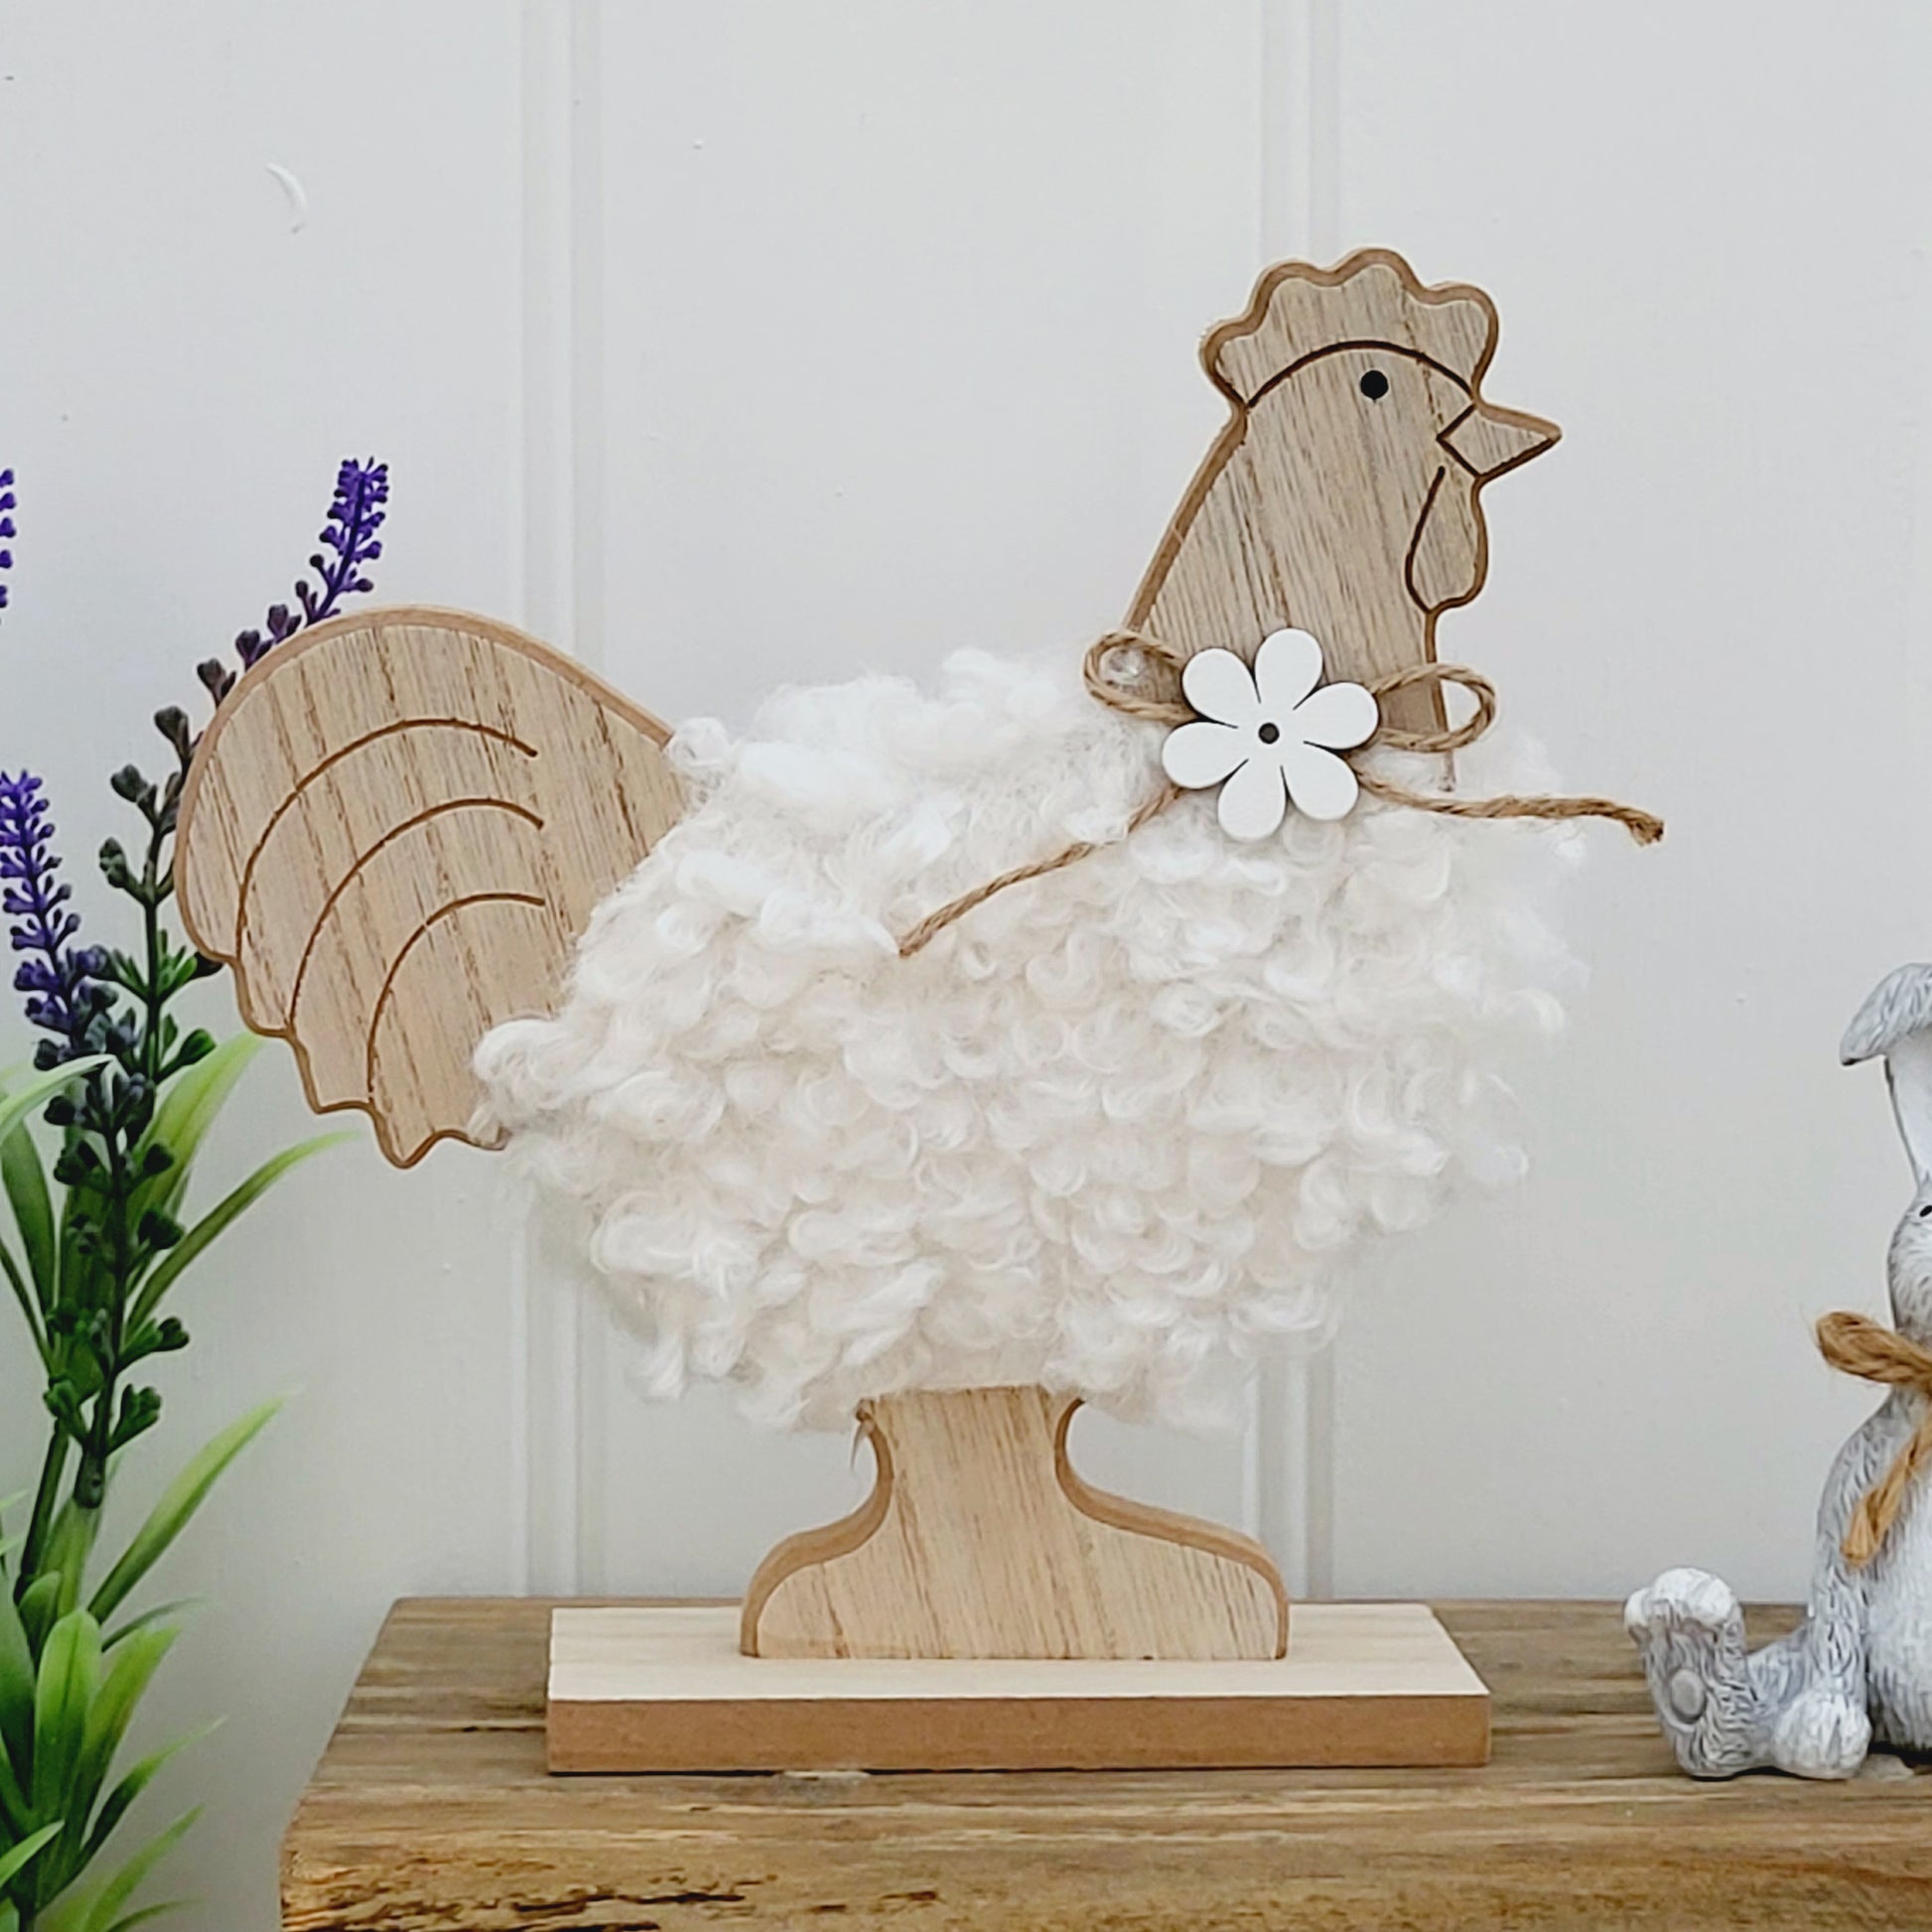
1359;368;1390;400
1918;1204;1931;1219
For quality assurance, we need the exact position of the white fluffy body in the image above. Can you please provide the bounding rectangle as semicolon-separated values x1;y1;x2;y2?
476;650;1579;1430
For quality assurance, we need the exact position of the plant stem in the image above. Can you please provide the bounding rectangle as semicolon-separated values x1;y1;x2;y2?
74;1110;131;1510
16;1431;67;1595
71;787;177;1510
138;790;170;1085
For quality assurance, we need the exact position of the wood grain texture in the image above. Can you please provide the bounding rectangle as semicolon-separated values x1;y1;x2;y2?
283;1597;1932;1932
1129;249;1559;737
176;606;684;1167
547;1601;1486;1772
740;1387;1287;1660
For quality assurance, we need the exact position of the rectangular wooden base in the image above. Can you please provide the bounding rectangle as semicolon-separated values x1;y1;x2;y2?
547;1601;1490;1771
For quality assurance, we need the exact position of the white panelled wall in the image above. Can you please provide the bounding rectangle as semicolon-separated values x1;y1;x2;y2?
3;3;1932;1926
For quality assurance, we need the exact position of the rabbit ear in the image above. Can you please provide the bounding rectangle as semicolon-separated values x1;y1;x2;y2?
1843;965;1932;1183
1887;1039;1932;1186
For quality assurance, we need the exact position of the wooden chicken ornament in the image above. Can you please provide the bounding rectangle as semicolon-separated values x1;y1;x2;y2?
179;251;1655;1770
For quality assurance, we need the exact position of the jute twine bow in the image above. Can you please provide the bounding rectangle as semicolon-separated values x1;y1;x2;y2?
897;627;1663;958
1816;1310;1932;1567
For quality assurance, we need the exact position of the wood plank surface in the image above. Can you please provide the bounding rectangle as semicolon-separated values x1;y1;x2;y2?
283;1598;1932;1932
547;1602;1486;1771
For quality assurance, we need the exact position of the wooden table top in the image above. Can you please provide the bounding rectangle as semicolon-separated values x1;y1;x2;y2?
283;1597;1932;1931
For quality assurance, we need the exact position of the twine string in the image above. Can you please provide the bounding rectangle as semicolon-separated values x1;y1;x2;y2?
1816;1310;1932;1568
895;778;1180;960
897;625;1662;958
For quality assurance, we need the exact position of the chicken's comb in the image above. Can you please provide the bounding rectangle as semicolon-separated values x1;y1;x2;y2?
1204;247;1498;404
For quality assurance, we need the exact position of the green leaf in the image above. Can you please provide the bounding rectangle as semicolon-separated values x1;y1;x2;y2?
42;1630;179;1898
0;1116;56;1315
76;1809;196;1932
97;1903;185;1932
72;1628;175;1812
18;1576;63;1655
42;1510;98;1623
87;1403;279;1625
100;1603;195;1654
31;1611;100;1818
78;1725;212;1871
0;1822;62;1893
0;1244;44;1367
0;1063;107;1301
128;1134;346;1330
132;1036;260;1219
0;1573;36;1770
0;1750;34;1841
0;1061;82;1358
0;1063;105;1158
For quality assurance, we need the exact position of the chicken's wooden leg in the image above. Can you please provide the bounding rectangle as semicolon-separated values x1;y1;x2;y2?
740;1386;1288;1660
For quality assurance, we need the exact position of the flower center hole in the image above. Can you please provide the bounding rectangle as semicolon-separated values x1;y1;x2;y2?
1257;721;1282;745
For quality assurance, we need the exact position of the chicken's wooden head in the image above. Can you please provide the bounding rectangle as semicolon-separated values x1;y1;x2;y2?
1130;248;1557;734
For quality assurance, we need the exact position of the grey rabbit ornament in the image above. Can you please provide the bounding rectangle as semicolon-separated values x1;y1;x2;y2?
1627;964;1932;1776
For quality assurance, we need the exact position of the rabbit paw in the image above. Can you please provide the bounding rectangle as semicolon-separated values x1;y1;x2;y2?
1625;1568;1770;1776
1771;1686;1869;1779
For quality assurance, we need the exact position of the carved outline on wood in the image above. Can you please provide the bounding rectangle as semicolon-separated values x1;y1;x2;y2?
740;1387;1290;1661
1126;247;1560;737
176;604;682;1168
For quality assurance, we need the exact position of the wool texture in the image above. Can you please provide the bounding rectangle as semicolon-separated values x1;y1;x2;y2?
474;649;1580;1430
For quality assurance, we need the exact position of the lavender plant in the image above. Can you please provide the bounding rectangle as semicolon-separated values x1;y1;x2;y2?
0;462;388;1932
0;472;14;621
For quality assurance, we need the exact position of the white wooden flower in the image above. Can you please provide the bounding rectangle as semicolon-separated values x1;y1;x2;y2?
1160;629;1380;840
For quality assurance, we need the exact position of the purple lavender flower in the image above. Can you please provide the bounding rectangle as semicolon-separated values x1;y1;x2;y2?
0;772;110;1065
211;458;389;700
300;457;388;626
0;469;15;622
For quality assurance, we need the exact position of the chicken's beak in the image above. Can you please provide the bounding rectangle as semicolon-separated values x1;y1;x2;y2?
1439;400;1560;483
